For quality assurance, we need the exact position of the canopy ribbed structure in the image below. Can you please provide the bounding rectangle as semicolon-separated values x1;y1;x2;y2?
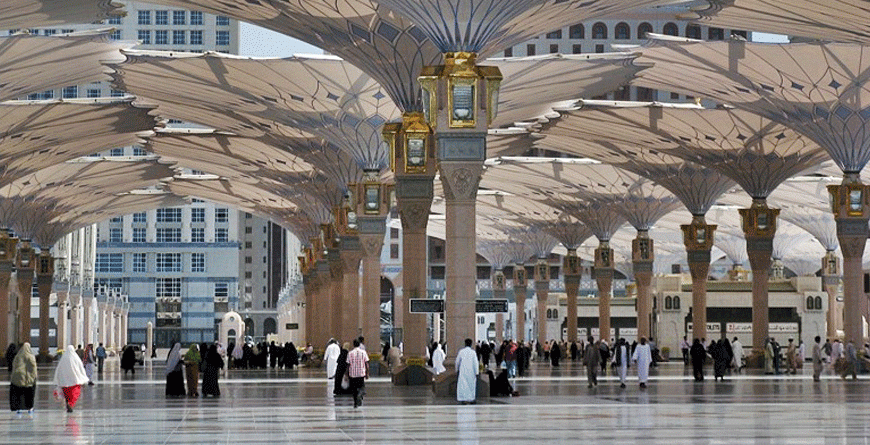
0;98;158;187
633;35;870;174
0;31;130;102
1;0;123;29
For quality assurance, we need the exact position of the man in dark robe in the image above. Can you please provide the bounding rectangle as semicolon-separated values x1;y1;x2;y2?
550;341;561;367
570;342;578;361
516;342;528;377
480;341;491;369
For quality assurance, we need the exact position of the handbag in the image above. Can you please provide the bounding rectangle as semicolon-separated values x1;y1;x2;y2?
341;373;350;390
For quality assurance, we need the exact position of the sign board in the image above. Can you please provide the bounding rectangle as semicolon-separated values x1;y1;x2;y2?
562;328;588;338
725;323;799;334
285;323;299;330
590;328;616;338
476;299;508;313
687;323;722;332
619;328;638;337
410;299;444;313
726;323;752;333
770;323;799;333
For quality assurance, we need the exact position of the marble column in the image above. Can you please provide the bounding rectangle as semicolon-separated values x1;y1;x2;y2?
594;241;614;342
359;229;385;353
55;288;68;353
327;245;343;344
82;295;93;346
739;199;779;349
492;269;506;343
563;250;581;343
828;179;870;345
632;232;654;340
15;241;35;344
513;265;528;342
36;252;54;359
396;177;433;360
821;251;841;339
440;159;484;358
0;231;17;352
314;259;331;349
682;216;716;343
339;238;362;344
68;291;81;348
534;259;550;345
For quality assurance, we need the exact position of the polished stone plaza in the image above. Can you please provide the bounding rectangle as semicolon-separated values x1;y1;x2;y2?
1;356;868;444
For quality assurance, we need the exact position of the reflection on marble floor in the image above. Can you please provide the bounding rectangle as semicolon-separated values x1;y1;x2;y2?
1;359;868;444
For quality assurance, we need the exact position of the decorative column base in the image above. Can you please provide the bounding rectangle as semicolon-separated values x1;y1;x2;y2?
633;233;654;341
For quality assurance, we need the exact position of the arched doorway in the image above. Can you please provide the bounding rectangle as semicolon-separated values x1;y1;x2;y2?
380;277;395;344
244;318;254;339
263;317;277;337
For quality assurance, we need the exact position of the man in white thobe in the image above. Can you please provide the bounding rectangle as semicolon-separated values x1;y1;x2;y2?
632;337;653;389
324;339;340;379
432;343;447;375
455;338;479;404
615;338;629;389
731;337;744;373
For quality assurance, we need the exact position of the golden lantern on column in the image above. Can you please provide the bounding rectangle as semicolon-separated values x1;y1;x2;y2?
418;52;502;129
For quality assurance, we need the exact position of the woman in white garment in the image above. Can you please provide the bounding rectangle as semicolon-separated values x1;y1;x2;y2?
432;343;447;375
632;337;653;389
731;337;744;373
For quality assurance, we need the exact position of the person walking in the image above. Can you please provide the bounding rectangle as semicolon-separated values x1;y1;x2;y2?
121;345;137;376
82;344;96;386
183;344;201;397
201;344;224;397
812;336;823;382
5;343;16;373
9;342;37;415
432;343;447;375
54;345;90;413
614;338;629;389
583;336;600;388
731;337;744;373
95;343;107;375
456;339;479;405
164;343;186;397
680;336;690;365
324;339;340;380
690;338;706;382
550;340;562;367
346;339;369;408
632;337;653;388
843;339;858;380
786;339;798;375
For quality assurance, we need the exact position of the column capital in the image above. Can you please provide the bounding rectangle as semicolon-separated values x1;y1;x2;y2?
681;218;716;262
632;235;654;273
0;231;18;263
512;263;528;288
359;233;385;259
15;240;35;272
439;161;484;201
492;269;506;291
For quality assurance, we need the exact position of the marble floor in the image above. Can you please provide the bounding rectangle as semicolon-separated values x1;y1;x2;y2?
1;357;869;444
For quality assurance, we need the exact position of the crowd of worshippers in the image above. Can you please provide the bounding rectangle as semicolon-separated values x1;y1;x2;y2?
224;341;300;370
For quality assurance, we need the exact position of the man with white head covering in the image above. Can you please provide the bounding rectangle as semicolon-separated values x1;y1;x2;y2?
324;339;340;380
432;343;447;375
731;337;744;373
632;337;653;389
9;343;37;414
54;345;90;413
456;338;479;404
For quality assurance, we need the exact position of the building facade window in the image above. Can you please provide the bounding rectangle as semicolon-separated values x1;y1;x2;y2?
137;29;151;44
172;30;185;45
638;22;653;38
155;10;168;25
546;29;562;39
156;228;181;243
569;23;584;39
132;212;146;223
503;47;512;57
109;228;122;242
191;253;205;272
216;16;230;26
95;253;123;272
572;44;582;54
156;253;182;272
132;227;146;243
155;30;168;45
87;89;101;98
190;30;203;45
215;228;228;242
216;30;230;46
138;10;151;25
190;207;205;222
614;22;630;39
190;11;203;25
215;208;229;223
191;227;205;243
708;27;725;40
549;44;558;53
592;22;607;39
686;24;702;39
526;43;535;56
156;278;181;327
133;253;146;272
172;10;186;25
214;282;229;312
108;16;122;25
663;23;679;36
156;208;182;222
62;85;78;99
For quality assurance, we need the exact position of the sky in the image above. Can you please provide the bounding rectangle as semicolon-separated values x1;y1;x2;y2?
239;23;789;58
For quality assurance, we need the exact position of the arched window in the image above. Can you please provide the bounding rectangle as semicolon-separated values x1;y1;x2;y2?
673;296;681;310
615;22;630;40
815;296;823;310
569;23;585;39
807;296;814;310
637;22;653;39
686;24;701;39
547;309;553;318
553;309;558;320
592;22;607;39
665;296;673;310
663;23;679;36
